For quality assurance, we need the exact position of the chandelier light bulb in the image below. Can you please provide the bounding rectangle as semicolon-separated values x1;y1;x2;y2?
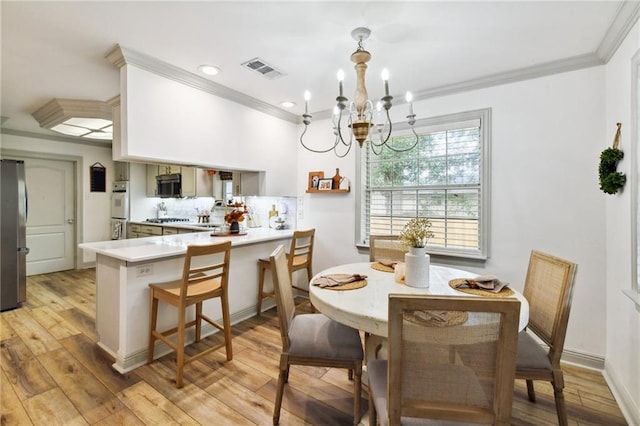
304;90;311;114
406;92;414;116
337;69;345;96
381;68;390;96
376;101;382;112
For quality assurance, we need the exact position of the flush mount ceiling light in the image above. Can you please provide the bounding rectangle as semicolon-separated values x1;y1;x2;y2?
32;99;113;140
281;101;296;108
300;27;418;157
198;64;221;76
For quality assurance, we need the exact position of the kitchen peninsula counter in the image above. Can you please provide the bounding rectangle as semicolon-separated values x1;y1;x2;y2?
79;228;293;373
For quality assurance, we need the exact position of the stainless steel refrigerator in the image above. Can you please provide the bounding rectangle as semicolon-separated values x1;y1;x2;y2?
1;159;28;311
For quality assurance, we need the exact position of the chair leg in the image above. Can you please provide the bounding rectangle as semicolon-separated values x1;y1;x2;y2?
368;384;377;426
195;302;202;342
552;370;568;426
175;307;186;388
526;379;536;402
273;355;288;425
353;363;362;425
257;261;267;315
221;290;233;361
147;293;158;364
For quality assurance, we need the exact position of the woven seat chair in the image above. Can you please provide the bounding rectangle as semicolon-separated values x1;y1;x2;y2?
369;235;407;262
257;228;315;315
147;241;232;388
368;294;521;426
269;245;363;425
516;250;578;426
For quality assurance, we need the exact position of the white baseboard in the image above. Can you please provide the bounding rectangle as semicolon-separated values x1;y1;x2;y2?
603;360;640;426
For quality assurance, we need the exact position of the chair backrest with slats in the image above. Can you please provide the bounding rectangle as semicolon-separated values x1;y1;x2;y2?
369;235;407;262
180;241;231;303
287;228;315;272
387;294;520;425
523;250;577;365
270;245;296;352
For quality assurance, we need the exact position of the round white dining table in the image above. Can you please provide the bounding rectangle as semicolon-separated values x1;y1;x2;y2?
309;262;530;336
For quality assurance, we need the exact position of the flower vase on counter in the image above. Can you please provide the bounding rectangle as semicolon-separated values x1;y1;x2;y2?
404;247;430;288
229;221;240;234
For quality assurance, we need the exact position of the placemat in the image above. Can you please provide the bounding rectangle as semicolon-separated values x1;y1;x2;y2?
371;262;394;272
322;279;367;291
448;278;515;297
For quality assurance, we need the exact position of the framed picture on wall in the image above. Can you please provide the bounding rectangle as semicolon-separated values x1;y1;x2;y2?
318;178;333;191
308;171;324;190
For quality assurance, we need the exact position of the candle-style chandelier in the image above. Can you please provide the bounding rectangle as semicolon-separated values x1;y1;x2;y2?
300;27;419;157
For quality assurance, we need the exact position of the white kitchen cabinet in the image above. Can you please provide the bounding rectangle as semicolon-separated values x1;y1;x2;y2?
233;172;260;196
158;164;181;175
182;167;213;197
146;164;160;197
114;161;129;181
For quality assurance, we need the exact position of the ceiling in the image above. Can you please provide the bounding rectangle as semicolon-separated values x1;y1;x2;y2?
1;1;638;141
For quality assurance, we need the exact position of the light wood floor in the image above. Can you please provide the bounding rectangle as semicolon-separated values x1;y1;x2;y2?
0;269;628;425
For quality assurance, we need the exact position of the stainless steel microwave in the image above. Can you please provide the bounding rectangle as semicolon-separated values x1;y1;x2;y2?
156;173;182;197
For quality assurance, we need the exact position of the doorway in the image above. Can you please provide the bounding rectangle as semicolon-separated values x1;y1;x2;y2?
22;157;76;275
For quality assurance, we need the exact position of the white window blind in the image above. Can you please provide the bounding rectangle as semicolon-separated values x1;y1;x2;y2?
357;109;491;259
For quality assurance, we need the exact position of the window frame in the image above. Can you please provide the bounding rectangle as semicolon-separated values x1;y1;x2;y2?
355;108;491;260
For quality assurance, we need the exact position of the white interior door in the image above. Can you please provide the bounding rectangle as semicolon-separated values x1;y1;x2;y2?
23;158;75;275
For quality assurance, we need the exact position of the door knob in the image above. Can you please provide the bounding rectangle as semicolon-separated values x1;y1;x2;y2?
67;219;75;224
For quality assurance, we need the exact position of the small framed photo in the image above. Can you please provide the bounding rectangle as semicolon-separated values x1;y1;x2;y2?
318;178;333;191
308;171;324;190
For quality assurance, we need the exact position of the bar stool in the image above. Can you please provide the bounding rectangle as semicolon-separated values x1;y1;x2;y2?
147;241;232;388
257;228;315;315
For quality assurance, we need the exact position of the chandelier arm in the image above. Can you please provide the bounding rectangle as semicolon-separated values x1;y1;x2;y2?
370;140;383;155
383;120;419;152
336;112;350;147
300;124;342;154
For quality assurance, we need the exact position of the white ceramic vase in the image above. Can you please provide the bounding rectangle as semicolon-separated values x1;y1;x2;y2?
404;246;430;288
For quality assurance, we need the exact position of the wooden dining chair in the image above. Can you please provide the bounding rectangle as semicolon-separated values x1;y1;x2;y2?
516;250;578;426
257;228;315;315
269;245;363;425
368;294;521;426
147;241;232;388
369;235;407;262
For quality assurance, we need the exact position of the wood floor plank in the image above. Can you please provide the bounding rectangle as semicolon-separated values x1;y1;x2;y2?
0;314;17;341
30;305;81;340
116;381;199;425
22;387;88;425
38;347;127;424
0;369;34;425
0;336;57;400
58;333;142;394
1;308;61;355
57;307;98;342
24;280;74;312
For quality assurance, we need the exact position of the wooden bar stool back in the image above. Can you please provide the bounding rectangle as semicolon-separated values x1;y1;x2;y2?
147;240;232;388
257;228;315;315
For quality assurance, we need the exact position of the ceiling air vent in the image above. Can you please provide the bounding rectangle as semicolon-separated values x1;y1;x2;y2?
241;57;285;79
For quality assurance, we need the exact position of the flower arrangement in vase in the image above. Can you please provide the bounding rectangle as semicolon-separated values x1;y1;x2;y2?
399;217;434;249
398;218;434;288
224;203;246;233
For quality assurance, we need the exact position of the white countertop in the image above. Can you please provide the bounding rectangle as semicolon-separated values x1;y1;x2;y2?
79;228;294;263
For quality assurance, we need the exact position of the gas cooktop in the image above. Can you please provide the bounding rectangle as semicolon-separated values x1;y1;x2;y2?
144;218;190;224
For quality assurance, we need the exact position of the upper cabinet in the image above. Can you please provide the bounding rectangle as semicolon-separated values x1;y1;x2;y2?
146;164;160;196
159;164;181;175
182;167;213;197
113;161;129;181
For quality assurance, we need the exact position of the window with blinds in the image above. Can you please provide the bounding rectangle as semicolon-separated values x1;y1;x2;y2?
357;108;491;259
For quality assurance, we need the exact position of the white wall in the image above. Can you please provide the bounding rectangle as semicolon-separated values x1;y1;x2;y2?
0;133;114;264
119;65;299;196
604;19;640;425
297;67;608;360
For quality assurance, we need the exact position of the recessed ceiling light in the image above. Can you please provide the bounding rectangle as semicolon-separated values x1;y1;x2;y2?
281;101;296;108
198;65;221;76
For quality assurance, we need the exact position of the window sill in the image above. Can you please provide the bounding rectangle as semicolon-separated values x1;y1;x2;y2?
622;289;640;313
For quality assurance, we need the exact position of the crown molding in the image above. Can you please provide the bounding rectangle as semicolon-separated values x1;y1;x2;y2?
0;128;111;148
597;1;640;62
32;98;112;129
105;44;301;125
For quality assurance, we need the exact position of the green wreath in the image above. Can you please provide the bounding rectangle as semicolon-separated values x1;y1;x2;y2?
599;123;626;195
